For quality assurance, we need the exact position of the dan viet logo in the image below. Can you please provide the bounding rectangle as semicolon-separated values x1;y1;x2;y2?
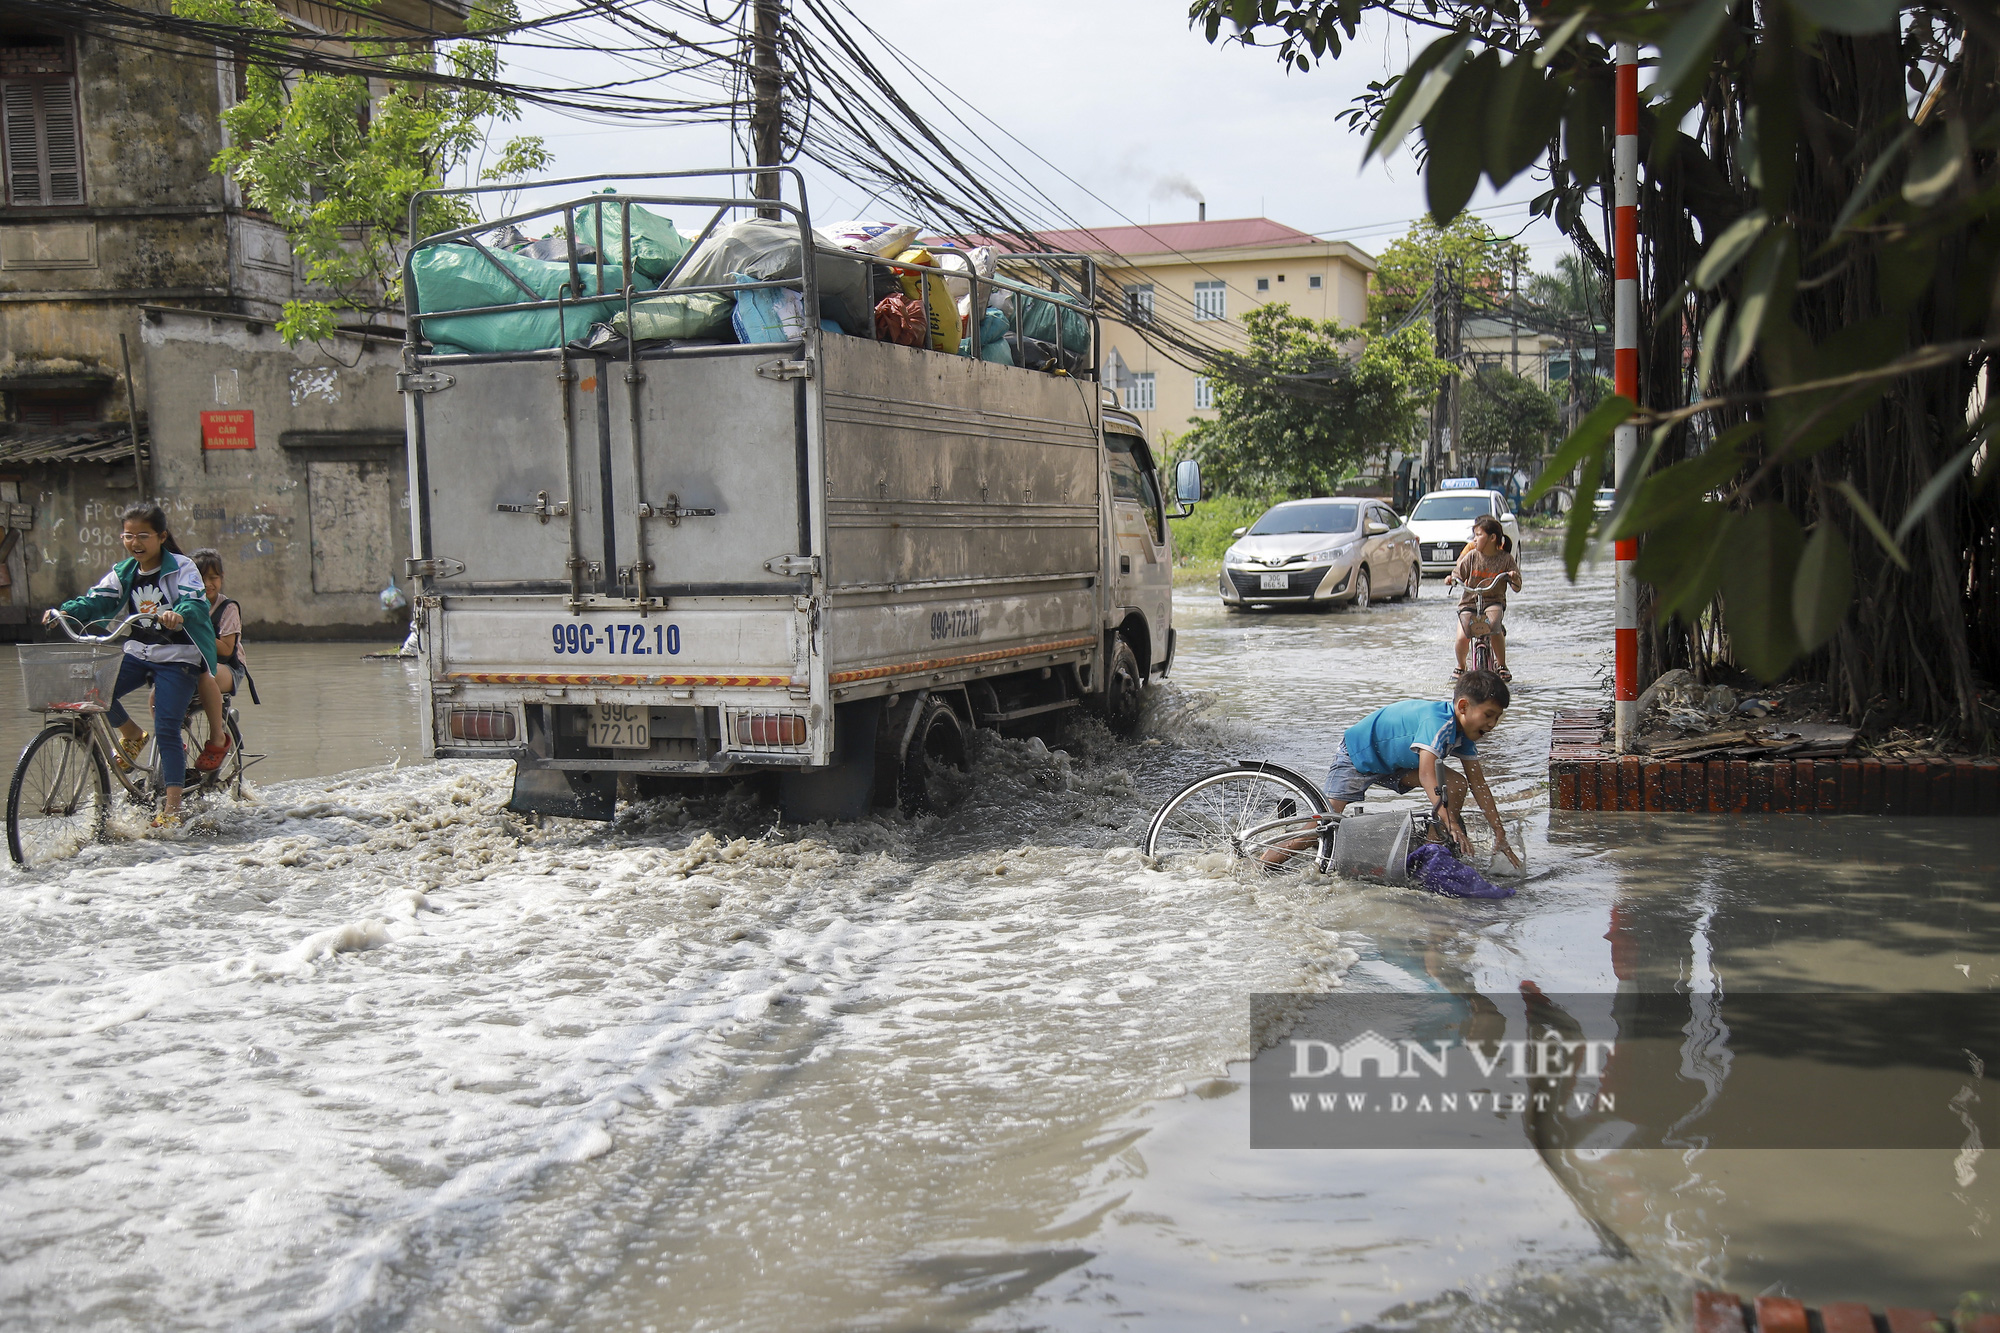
1249;991;2000;1151
1283;1029;1619;1117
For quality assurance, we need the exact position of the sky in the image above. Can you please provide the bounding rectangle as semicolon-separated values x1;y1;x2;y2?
492;0;1581;277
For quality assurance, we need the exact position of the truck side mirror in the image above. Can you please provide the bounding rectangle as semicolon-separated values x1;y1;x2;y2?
1174;458;1203;504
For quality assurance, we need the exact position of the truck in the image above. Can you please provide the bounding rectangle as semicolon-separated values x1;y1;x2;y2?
399;170;1200;821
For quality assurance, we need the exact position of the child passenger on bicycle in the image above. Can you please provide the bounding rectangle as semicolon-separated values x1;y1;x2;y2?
1323;669;1522;869
1448;516;1522;682
43;502;222;828
190;548;253;705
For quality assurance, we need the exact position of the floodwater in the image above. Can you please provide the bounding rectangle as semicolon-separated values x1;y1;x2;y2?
0;641;426;785
0;548;1992;1331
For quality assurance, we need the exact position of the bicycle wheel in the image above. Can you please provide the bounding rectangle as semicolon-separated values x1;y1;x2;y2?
1144;765;1329;866
181;705;244;797
8;724;109;867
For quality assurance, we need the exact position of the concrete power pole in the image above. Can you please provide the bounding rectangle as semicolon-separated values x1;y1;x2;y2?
749;0;784;213
1445;260;1462;477
1510;252;1520;377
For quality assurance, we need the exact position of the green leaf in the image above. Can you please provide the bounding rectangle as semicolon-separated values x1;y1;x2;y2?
1608;426;1755;539
1533;11;1588;68
1563;76;1612;187
1565;452;1603;578
1485;59;1563;186
1902;120;1967;207
1637;501;1735;624
1792;522;1853;651
1695;299;1729;394
1653;0;1732;106
1830;480;1909;571
1788;0;1901;35
1693;211;1769;289
1720;504;1806;681
1826;126;1912;238
1365;35;1470;162
1726;232;1789;377
1894;429;1986;544
1422;49;1499;220
1525;394;1635;507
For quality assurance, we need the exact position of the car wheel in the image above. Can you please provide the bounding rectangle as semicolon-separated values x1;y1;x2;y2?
1353;567;1371;611
1404;561;1419;601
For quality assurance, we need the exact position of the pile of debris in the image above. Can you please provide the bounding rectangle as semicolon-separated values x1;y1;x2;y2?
1630;670;1858;762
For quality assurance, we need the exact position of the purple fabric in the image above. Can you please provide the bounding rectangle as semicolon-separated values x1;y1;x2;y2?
1406;843;1514;899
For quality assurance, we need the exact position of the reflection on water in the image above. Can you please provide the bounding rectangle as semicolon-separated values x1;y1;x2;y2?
0;642;423;786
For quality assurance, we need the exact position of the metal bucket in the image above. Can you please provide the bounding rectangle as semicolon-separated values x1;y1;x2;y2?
1331;810;1412;885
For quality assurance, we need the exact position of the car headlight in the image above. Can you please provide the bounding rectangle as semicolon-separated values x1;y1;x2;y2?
1307;542;1357;564
1224;546;1244;564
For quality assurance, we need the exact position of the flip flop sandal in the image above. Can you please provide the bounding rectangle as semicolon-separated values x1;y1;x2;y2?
115;732;147;772
151;808;184;832
1497;668;1514;682
194;737;233;773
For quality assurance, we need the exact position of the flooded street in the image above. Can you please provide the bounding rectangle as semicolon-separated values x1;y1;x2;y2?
0;544;1993;1331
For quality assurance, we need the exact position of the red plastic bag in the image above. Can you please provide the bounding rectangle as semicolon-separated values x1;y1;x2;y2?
874;293;928;347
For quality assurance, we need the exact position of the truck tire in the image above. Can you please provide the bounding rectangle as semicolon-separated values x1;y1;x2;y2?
896;696;968;812
1097;637;1144;737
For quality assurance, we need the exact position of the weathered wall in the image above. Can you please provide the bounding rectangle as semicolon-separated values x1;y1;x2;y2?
21;307;417;639
140;308;411;637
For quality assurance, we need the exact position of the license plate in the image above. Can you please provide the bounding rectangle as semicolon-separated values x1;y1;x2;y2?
1259;572;1289;590
1432;545;1453;559
587;703;650;749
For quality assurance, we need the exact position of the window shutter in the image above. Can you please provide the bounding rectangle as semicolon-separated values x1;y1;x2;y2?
40;84;81;203
3;83;40;203
1;80;84;205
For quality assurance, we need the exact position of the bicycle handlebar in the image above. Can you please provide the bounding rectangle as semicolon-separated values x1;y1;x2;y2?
1445;572;1511;593
42;610;158;645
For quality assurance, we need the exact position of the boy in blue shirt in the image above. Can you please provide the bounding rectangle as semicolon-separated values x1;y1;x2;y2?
1325;669;1520;868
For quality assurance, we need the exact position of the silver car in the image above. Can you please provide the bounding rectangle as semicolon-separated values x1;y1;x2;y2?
1219;497;1422;610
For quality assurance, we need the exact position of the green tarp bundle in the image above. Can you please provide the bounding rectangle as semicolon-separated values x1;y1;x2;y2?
411;242;627;355
572;196;692;281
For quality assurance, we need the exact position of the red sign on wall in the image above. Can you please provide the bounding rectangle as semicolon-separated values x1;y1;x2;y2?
200;409;255;450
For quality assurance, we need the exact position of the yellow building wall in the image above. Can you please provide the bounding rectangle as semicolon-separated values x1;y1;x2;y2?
1094;245;1373;447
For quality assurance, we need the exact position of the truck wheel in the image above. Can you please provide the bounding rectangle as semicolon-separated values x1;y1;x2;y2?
896;697;968;812
1098;637;1144;737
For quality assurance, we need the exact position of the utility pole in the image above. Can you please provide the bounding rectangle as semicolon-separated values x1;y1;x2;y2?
1430;256;1450;493
748;0;784;214
1510;251;1520;377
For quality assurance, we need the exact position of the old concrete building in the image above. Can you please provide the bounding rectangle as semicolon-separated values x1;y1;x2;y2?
0;1;458;636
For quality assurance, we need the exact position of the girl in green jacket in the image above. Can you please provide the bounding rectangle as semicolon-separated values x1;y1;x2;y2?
45;502;221;827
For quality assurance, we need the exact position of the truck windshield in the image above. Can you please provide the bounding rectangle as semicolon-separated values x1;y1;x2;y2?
1248;502;1358;535
1410;495;1493;521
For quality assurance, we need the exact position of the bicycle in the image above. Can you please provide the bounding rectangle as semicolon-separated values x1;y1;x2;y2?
1446;571;1511;678
1142;761;1455;880
7;613;249;867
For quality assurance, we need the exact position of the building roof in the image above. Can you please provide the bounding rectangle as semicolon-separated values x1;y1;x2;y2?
1029;217;1323;256
0;424;150;468
932;217;1373;267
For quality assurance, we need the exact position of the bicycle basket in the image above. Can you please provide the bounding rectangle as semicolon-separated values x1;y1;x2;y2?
19;642;125;713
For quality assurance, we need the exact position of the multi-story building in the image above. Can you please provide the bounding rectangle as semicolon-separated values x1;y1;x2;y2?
0;1;461;636
1026;216;1376;446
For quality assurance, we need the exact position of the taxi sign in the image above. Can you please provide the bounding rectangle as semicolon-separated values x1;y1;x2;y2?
1440;477;1480;489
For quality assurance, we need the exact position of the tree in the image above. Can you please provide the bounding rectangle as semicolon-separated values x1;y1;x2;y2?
1462;367;1560;474
171;0;550;342
1527;250;1603;327
1184;304;1450;496
1367;214;1527;334
1191;0;2000;740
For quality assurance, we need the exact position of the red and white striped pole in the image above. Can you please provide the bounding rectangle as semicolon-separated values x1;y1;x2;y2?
1613;41;1640;752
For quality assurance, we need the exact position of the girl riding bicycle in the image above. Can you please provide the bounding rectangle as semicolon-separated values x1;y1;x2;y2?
43;502;221;827
1447;516;1521;682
